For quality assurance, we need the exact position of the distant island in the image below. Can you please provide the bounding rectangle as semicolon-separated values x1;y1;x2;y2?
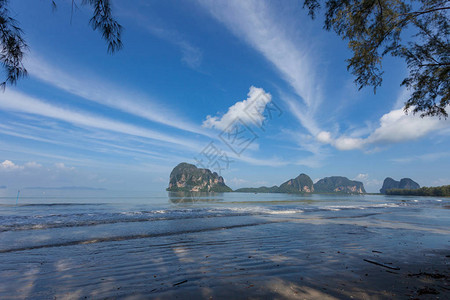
379;177;420;194
166;163;450;196
235;173;366;194
167;163;365;194
167;163;233;192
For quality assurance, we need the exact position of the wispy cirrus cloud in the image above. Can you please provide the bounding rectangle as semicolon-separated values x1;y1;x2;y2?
117;2;203;70
0;90;204;151
24;55;211;137
1;90;291;168
197;0;330;168
197;0;323;131
143;25;203;70
391;152;450;164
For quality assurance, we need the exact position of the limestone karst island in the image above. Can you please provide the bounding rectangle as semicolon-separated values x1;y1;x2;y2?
166;162;446;196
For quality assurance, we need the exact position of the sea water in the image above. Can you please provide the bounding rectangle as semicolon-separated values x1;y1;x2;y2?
0;191;448;253
0;190;448;298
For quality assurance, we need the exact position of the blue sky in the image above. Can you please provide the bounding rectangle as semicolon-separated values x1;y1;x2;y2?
0;0;449;194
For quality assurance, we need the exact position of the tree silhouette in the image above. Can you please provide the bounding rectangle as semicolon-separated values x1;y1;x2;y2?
0;0;122;89
304;0;449;117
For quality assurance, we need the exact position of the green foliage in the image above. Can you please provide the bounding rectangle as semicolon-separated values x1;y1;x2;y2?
84;0;123;54
209;185;233;193
234;186;279;193
386;185;450;196
304;0;449;117
0;0;28;89
0;0;122;88
278;173;314;193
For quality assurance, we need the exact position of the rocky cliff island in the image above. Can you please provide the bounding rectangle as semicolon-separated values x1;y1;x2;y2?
235;174;365;194
167;163;232;192
380;177;420;194
314;176;365;194
167;163;439;196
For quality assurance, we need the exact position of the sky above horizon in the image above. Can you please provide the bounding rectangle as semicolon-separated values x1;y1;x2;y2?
0;0;449;194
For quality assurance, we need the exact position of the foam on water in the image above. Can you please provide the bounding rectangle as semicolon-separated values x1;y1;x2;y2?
0;200;412;233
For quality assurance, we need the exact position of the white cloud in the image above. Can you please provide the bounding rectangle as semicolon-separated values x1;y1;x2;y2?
24;162;42;168
352;173;382;193
203;86;271;131
366;108;448;144
0;160;23;171
354;173;369;181
316;108;450;151
316;131;332;144
316;130;358;149
334;136;365;151
0;160;42;171
54;163;75;171
198;0;323;133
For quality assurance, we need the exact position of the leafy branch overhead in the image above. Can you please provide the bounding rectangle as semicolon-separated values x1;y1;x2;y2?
304;0;449;117
0;0;122;89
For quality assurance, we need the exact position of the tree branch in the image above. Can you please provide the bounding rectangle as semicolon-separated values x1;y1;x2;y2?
400;6;450;17
418;62;450;67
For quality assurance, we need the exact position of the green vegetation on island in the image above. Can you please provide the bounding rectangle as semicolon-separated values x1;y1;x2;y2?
235;174;365;195
386;185;450;197
278;174;314;193
234;186;279;193
314;176;365;194
167;163;232;193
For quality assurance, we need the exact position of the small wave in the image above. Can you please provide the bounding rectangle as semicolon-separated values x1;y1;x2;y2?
324;203;400;211
0;221;279;254
226;207;304;215
0;207;273;232
0;203;402;233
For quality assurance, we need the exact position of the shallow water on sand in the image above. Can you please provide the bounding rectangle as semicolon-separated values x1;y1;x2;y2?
0;192;449;299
